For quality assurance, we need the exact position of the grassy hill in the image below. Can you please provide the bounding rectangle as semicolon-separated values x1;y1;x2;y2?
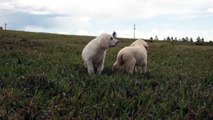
0;30;212;119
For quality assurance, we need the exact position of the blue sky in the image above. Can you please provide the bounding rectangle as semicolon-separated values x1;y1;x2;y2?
0;0;213;41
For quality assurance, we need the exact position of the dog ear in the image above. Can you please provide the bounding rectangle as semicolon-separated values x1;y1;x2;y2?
144;45;149;50
99;38;108;49
112;31;117;38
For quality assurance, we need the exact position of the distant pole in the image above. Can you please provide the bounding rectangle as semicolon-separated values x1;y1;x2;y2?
4;23;7;30
134;24;136;39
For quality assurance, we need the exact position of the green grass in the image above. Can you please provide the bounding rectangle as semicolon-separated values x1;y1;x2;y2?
0;30;213;119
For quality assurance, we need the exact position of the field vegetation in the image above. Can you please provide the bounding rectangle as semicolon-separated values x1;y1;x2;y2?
0;30;212;119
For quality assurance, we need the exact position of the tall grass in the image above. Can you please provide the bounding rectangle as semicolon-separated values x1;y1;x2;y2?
0;30;212;119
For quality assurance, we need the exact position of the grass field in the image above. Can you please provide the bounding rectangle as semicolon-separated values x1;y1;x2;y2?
0;30;212;119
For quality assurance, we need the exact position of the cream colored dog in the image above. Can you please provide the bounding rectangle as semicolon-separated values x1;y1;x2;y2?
112;39;148;73
82;33;119;75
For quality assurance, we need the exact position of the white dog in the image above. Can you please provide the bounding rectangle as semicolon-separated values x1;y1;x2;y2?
82;33;119;75
112;39;148;73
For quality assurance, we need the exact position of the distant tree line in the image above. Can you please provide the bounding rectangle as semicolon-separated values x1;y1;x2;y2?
149;35;212;45
150;35;159;41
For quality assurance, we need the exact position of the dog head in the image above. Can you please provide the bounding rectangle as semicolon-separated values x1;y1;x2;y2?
98;33;119;49
130;39;149;50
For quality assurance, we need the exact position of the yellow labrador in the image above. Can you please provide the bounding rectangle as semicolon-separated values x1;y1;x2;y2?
82;33;119;75
113;39;148;73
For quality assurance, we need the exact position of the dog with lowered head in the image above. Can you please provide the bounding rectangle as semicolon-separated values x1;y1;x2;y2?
112;39;148;73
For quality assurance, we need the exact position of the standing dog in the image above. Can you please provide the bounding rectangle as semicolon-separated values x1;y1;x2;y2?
82;33;119;75
112;39;148;73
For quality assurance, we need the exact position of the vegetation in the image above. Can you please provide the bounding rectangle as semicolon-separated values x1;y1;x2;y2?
0;30;213;119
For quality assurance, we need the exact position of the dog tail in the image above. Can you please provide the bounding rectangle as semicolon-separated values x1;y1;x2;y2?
113;54;123;71
120;54;123;62
117;54;124;65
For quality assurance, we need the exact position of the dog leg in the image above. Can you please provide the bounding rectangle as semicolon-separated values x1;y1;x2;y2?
97;64;104;75
135;66;142;73
126;59;136;73
142;62;147;73
86;61;94;75
83;61;87;68
97;59;105;75
112;62;120;71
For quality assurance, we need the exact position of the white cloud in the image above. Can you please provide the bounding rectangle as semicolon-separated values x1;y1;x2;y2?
79;17;91;23
117;29;134;38
1;0;213;41
1;0;213;18
23;25;48;32
114;28;213;41
57;31;70;35
76;29;90;36
1;0;213;28
29;11;51;15
207;8;213;13
0;2;14;11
